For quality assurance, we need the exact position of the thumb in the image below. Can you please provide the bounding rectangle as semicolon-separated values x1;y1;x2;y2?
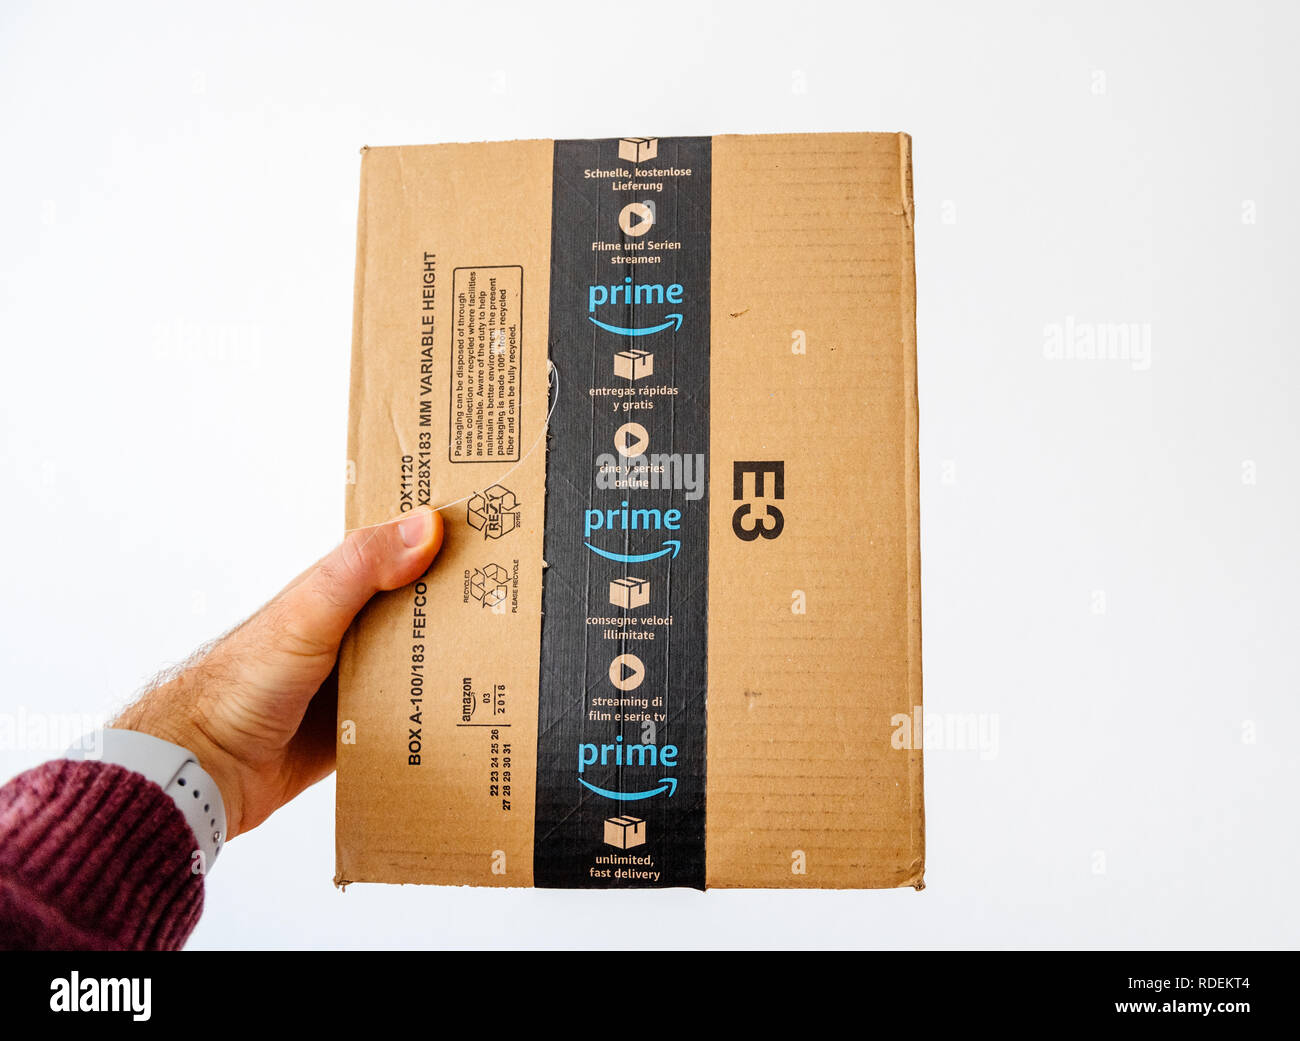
114;507;445;841
277;506;445;656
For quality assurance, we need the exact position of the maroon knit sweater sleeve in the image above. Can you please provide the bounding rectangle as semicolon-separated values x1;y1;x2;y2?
0;759;204;950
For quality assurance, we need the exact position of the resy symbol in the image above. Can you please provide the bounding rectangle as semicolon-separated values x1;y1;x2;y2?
467;484;519;539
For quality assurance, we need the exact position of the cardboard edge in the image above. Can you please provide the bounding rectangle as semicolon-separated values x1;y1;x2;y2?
334;146;372;890
357;137;553;158
898;131;925;891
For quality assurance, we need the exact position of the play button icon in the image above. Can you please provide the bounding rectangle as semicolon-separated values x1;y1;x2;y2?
614;422;650;457
609;653;646;691
618;201;655;237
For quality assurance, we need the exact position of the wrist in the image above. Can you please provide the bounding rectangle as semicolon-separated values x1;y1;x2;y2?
112;688;245;840
65;727;230;873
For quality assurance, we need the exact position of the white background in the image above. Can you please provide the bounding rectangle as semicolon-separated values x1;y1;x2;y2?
2;0;1296;950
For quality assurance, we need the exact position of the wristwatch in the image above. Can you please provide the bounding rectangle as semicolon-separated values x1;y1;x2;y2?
66;728;226;872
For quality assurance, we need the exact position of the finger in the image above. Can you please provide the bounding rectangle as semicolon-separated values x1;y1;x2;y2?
278;506;444;656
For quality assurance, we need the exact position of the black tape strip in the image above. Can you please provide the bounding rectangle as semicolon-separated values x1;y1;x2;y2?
534;137;711;888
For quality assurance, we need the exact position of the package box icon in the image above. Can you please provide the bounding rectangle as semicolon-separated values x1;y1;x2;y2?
604;815;646;849
618;137;658;163
467;483;519;539
614;349;653;381
609;576;650;609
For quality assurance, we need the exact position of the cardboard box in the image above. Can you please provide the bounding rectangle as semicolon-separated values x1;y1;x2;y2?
604;815;647;849
609;576;650;610
337;132;924;890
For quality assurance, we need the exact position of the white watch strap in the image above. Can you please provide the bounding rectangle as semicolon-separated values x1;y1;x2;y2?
66;728;226;873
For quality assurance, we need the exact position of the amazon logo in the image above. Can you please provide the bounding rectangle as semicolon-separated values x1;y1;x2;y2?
583;499;682;562
578;736;678;801
587;277;684;337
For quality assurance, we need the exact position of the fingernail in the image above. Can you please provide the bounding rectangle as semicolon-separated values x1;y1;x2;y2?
397;509;433;548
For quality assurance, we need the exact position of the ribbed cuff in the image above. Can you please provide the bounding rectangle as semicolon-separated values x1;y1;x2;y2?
0;759;204;950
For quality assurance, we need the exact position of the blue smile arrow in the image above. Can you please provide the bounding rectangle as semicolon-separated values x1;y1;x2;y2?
587;313;683;337
578;777;679;801
584;539;680;563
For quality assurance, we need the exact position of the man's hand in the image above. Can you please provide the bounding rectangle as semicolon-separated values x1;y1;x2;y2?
113;507;444;839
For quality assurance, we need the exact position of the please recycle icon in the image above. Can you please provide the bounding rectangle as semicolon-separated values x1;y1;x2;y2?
470;563;510;609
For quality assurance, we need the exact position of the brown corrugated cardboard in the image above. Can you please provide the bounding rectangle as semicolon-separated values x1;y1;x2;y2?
336;132;923;890
704;133;924;888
